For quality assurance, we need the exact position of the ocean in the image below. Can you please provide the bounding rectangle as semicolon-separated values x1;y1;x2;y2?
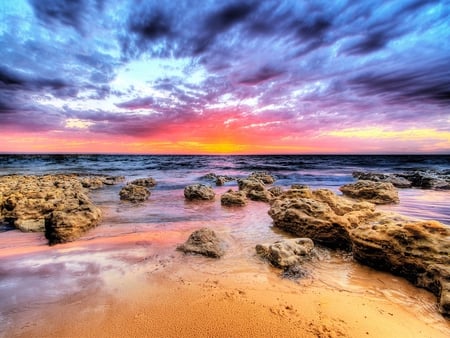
0;154;449;337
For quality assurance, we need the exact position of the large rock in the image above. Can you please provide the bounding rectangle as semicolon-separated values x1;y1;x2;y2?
119;184;150;202
350;217;450;316
268;186;450;316
237;178;265;192
184;184;215;201
256;238;314;269
0;174;120;244
221;189;247;206
339;180;399;204
176;228;225;258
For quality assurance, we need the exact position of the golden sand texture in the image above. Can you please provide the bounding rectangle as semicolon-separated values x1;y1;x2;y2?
6;266;449;338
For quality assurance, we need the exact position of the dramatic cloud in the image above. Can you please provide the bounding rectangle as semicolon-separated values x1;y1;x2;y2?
0;0;449;154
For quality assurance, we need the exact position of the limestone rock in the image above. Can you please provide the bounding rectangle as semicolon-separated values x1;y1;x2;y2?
119;184;150;202
201;173;235;186
177;227;225;258
339;180;399;204
269;196;353;250
0;174;119;244
247;189;273;202
129;177;157;187
248;172;276;184
237;178;265;192
350;218;450;316
221;189;247;206
256;238;314;269
184;184;215;201
352;171;412;188
268;186;283;197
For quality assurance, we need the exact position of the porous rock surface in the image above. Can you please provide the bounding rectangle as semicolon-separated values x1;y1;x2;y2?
268;186;450;316
119;184;151;202
339;180;399;204
184;184;215;200
129;177;157;187
176;227;225;258
220;189;247;206
0;174;121;245
256;238;314;269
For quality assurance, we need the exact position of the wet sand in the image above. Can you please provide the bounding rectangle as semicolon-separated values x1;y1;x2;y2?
1;230;449;338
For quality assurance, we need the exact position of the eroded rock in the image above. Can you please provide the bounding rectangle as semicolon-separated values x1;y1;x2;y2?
268;186;450;316
339;180;399;204
184;184;215;201
119;184;150;202
176;227;225;258
248;172;276;184
221;189;247;206
256;238;314;269
0;174;120;244
129;177;157;187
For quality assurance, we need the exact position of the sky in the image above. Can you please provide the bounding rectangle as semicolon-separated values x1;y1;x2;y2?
0;0;449;154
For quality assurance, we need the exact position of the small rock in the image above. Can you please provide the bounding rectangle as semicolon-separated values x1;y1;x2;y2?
248;172;276;184
177;227;225;258
184;184;215;201
256;238;314;269
119;184;150;202
221;189;247;206
129;177;157;187
339;180;399;204
247;189;273;202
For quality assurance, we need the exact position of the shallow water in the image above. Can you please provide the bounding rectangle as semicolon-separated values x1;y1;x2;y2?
0;155;449;336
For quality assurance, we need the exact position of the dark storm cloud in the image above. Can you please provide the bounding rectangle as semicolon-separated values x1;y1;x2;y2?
350;61;450;104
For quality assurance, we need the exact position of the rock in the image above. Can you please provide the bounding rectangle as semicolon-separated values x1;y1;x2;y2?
269;185;450;316
184;184;215;201
352;170;450;190
339;180;399;204
248;172;276;184
400;171;450;190
247;189;273;202
129;177;156;187
269;195;354;250
176;227;225;258
238;178;265;192
119;184;150;202
350;218;450;317
45;194;102;245
0;174;118;244
201;173;235;186
78;175;125;189
221;189;247;206
352;171;412;188
268;186;283;197
291;184;308;189
256;238;314;269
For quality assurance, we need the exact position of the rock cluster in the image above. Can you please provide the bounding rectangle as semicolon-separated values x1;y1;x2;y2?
184;184;215;201
201;173;235;186
353;170;450;190
268;186;450;316
234;172;278;203
339;180;399;204
177;227;225;258
0;174;121;245
129;177;157;187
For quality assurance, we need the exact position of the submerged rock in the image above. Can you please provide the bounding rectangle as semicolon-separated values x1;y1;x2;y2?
119;184;150;202
129;177;157;187
268;186;450;316
221;189;247;206
177;227;225;258
0;174;121;244
248;172;276;184
339;180;399;204
201;173;235;186
353;170;450;190
256;238;314;269
184;184;215;200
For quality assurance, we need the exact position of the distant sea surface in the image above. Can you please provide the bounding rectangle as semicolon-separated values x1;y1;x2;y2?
1;154;449;224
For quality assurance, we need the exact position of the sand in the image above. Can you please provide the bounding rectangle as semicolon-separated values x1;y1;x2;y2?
4;247;449;338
